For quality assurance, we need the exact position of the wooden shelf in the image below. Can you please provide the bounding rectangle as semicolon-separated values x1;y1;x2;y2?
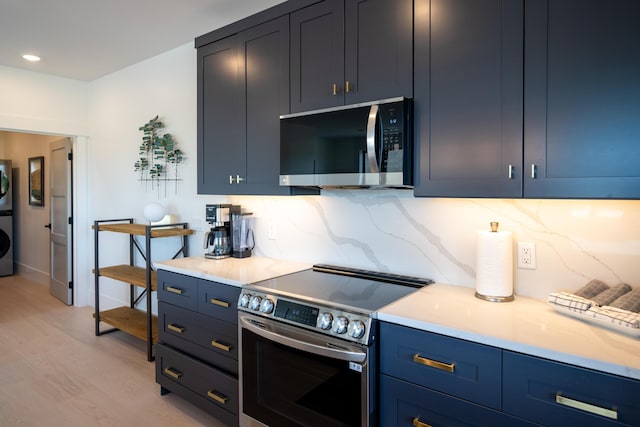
93;218;192;361
93;265;157;291
94;307;158;343
93;223;194;238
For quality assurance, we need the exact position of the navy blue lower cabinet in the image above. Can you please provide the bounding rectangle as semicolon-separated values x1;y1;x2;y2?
156;343;238;426
503;351;640;426
380;375;538;427
380;322;502;410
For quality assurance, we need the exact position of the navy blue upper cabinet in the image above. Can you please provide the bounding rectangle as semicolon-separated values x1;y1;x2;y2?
290;0;413;113
197;17;296;195
413;0;524;198
524;0;640;199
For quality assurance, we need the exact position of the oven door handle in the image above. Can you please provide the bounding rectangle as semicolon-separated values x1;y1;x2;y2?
240;316;366;363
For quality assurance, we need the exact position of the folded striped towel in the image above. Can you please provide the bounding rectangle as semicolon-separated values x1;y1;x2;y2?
574;279;610;299
610;289;640;313
548;292;593;312
592;283;632;306
587;306;640;329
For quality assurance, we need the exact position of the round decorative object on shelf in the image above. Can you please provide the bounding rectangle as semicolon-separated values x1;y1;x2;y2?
143;203;165;223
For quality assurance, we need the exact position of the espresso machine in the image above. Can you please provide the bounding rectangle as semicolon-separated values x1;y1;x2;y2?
204;204;240;259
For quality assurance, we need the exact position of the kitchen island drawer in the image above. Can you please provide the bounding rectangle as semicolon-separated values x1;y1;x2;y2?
157;270;198;311
198;279;241;323
380;322;502;410
503;351;640;426
380;374;539;427
158;302;238;375
156;343;238;426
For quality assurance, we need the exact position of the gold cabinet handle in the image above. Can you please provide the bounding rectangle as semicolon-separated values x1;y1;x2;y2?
167;323;184;334
556;393;618;420
413;354;455;373
210;298;230;308
413;417;433;427
166;286;183;295
163;367;182;380
332;83;338;96
345;80;351;93
207;390;228;405
211;340;231;352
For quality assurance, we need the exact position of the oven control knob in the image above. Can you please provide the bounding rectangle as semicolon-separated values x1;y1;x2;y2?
260;298;274;314
249;295;262;311
348;320;366;339
319;313;333;330
239;293;252;308
333;316;349;334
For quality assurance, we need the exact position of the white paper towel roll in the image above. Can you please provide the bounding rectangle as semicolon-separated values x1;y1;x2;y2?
476;228;514;302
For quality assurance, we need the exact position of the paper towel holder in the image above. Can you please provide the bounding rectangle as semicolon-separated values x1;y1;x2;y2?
475;292;514;302
475;221;515;303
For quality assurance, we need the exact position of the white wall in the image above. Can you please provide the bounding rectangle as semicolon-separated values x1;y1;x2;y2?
0;65;89;136
86;43;227;309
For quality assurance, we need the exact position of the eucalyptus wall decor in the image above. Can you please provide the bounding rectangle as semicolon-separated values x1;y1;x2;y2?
134;115;185;195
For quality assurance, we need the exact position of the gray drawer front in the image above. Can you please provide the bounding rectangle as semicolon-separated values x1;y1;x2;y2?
503;351;640;426
158;302;238;375
380;322;502;410
198;280;241;323
157;270;198;311
156;343;238;423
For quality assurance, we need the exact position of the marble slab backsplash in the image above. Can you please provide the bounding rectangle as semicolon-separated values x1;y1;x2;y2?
229;190;640;301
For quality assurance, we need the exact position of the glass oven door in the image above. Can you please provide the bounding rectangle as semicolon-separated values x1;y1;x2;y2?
239;314;373;427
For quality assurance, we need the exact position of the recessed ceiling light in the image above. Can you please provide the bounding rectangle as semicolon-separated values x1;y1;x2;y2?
22;54;41;62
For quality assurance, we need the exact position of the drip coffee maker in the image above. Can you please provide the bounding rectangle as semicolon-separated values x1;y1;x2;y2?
204;204;240;259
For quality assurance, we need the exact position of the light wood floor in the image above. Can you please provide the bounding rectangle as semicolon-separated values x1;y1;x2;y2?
0;274;227;426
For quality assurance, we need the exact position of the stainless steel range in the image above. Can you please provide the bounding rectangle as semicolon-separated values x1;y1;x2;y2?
238;264;432;427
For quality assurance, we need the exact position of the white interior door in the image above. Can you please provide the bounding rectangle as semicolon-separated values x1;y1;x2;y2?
49;138;73;305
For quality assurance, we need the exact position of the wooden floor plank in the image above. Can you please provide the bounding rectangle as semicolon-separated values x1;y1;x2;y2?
0;274;226;427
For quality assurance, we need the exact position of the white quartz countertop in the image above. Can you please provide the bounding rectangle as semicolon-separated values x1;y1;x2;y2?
155;256;312;287
378;283;640;380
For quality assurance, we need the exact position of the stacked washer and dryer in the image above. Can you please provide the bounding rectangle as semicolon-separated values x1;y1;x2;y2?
0;160;13;276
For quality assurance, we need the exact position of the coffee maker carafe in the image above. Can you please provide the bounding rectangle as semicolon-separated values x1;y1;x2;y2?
204;204;240;259
231;212;255;258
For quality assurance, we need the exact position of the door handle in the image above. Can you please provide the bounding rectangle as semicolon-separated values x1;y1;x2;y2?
44;223;52;229
366;104;380;174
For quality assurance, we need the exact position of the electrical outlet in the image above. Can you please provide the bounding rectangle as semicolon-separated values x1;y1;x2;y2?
517;242;537;269
268;222;276;240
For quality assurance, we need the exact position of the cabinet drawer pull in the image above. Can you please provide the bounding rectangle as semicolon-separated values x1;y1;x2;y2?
166;286;183;295
412;417;432;427
209;298;230;308
556;393;617;420
345;80;352;93
413;354;455;373
211;340;231;352
163;367;182;380
167;323;184;334
332;83;338;96
207;390;228;405
508;164;514;179
531;163;537;179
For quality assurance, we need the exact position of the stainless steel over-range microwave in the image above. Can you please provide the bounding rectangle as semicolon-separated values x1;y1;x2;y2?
279;97;413;189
